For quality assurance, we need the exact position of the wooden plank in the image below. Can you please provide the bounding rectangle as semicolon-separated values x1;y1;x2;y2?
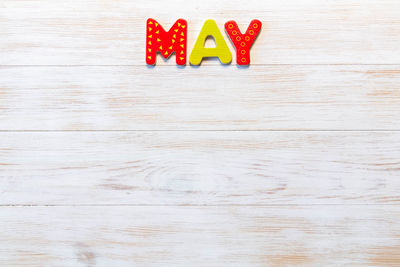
1;0;400;65
1;65;400;130
1;205;400;266
1;131;400;205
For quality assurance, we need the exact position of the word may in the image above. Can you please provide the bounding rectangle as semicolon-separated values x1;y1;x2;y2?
146;19;262;66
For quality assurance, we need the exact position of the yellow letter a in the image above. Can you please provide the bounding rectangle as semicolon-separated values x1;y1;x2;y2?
189;20;232;65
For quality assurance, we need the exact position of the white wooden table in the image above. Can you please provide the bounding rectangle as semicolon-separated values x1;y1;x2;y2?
1;0;400;266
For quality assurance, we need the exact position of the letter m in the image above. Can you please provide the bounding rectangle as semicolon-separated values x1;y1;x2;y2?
146;18;187;65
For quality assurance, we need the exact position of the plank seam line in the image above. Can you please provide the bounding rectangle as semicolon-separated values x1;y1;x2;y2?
1;64;400;67
0;130;399;133
1;204;400;207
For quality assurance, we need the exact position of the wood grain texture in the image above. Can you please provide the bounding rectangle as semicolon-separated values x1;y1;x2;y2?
1;206;400;266
1;131;399;205
1;0;400;65
1;65;400;130
2;0;400;265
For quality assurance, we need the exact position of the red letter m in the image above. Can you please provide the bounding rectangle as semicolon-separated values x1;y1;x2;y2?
146;19;187;65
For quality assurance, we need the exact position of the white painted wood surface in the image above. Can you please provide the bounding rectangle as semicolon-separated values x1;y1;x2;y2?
1;0;400;265
1;0;400;65
1;66;400;130
1;206;400;266
1;131;400;205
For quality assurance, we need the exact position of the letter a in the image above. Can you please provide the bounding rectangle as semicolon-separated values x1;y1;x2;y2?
146;18;187;65
189;20;232;65
225;20;262;65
